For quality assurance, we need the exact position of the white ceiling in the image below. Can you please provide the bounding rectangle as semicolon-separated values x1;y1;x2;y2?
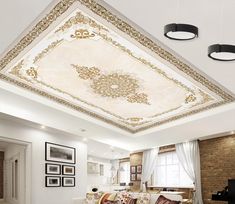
0;0;235;153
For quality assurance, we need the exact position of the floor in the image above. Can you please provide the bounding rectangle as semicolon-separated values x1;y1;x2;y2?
0;202;10;204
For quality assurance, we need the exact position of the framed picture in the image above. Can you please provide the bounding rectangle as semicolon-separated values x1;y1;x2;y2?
130;166;136;173
45;142;76;164
62;177;75;187
130;173;136;181
46;163;61;175
136;173;142;181
45;176;61;187
136;165;142;173
62;165;75;176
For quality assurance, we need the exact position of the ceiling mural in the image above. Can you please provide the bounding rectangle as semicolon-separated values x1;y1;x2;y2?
0;0;234;133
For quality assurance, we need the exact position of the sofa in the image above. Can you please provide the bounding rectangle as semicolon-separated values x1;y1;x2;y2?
72;192;183;204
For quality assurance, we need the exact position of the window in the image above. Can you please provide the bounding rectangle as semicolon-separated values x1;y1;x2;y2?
153;151;194;188
119;161;130;184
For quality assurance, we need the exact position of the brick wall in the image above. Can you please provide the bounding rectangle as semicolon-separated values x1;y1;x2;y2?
199;135;235;204
0;151;4;199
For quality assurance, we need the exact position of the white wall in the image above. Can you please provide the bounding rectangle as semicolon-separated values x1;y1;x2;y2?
0;117;87;204
87;156;111;192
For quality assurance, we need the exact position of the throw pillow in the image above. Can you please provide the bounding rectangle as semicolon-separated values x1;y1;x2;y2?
155;195;180;204
121;197;137;204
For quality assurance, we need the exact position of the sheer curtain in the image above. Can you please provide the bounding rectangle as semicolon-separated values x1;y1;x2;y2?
176;140;203;204
141;147;159;191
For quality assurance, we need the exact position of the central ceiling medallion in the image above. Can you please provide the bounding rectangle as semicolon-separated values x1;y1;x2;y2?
0;0;233;133
72;64;150;104
91;73;139;98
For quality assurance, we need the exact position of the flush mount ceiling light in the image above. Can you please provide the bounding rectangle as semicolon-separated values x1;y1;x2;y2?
164;23;198;40
208;44;235;61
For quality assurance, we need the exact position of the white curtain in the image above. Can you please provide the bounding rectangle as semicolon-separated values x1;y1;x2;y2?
111;159;119;184
176;140;203;204
141;147;159;191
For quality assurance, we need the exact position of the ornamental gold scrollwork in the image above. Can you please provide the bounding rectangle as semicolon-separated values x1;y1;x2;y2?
185;94;197;104
70;29;95;39
33;40;63;63
55;11;108;33
9;60;32;83
26;67;38;79
72;65;100;79
72;64;150;104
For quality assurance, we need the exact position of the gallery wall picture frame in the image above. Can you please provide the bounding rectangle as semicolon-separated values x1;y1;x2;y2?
136;165;142;173
130;166;136;174
130;173;136;181
45;142;76;164
45;163;61;175
62;177;75;187
45;176;61;187
62;165;75;176
136;173;142;181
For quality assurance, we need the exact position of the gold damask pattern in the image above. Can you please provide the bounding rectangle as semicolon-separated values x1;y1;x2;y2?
70;29;95;39
0;0;234;133
91;73;139;98
127;93;149;105
72;64;150;104
72;65;100;80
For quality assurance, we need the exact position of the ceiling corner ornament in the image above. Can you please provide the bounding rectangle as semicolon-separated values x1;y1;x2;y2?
26;67;38;79
71;29;95;39
185;94;197;104
0;0;234;133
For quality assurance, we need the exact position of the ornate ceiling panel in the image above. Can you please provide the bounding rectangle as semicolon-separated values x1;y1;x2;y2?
0;0;234;133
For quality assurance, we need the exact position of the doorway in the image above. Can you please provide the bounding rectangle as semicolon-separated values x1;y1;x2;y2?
0;138;31;204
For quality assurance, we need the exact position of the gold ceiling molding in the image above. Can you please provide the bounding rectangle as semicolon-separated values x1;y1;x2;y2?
0;0;234;134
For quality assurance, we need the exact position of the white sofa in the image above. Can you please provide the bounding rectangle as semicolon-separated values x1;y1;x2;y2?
72;192;182;204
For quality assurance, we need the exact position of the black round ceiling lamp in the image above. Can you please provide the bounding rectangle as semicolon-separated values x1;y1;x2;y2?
208;44;235;61
164;23;198;40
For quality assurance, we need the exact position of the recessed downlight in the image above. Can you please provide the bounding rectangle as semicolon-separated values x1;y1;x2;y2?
208;44;235;61
164;23;198;40
40;125;46;129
